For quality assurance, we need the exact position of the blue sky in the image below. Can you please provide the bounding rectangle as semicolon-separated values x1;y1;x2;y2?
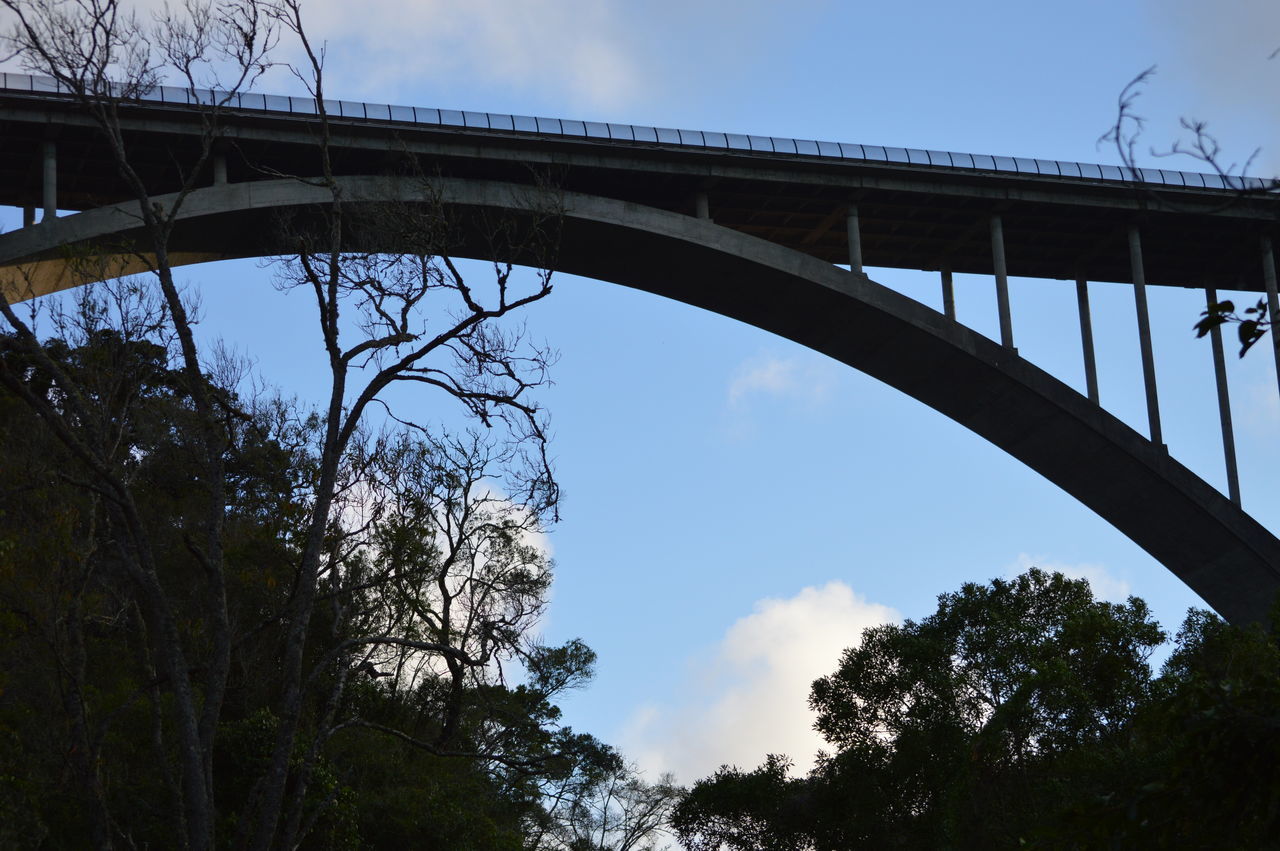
6;0;1280;785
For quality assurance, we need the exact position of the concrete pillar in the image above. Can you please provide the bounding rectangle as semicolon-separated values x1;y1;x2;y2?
213;152;228;185
1075;278;1099;405
1129;226;1163;447
990;215;1014;349
1261;235;1280;403
22;207;35;228
1206;286;1241;506
695;191;709;220
846;206;863;274
42;140;56;222
941;266;956;321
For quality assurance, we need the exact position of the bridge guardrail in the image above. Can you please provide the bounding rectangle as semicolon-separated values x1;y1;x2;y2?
0;70;1270;192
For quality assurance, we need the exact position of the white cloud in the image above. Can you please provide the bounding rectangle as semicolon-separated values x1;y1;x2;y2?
621;582;898;784
275;0;645;109
2;0;827;118
727;351;836;409
1006;553;1132;603
0;0;646;110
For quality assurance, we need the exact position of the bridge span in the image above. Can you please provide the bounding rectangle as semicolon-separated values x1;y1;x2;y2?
2;73;1280;624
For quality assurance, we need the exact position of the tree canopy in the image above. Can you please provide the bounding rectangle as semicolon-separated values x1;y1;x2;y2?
673;569;1280;850
0;323;679;849
0;0;681;845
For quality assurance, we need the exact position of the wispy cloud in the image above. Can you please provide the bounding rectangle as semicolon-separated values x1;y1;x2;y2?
622;582;898;783
276;0;645;109
0;0;647;110
727;351;836;409
2;0;826;119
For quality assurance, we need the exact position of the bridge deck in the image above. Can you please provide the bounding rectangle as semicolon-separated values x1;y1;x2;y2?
1;72;1278;288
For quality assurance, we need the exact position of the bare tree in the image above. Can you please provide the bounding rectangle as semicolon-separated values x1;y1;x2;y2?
534;755;682;851
262;428;582;847
1101;67;1276;199
228;8;560;848
1100;66;1280;354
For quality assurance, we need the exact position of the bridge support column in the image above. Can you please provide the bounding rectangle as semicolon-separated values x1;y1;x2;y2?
1261;235;1280;403
22;207;35;228
695;191;709;220
42;140;56;222
846;206;863;274
940;266;956;320
213;152;228;185
1129;226;1162;447
1075;278;1099;405
990;215;1013;348
1206;286;1242;506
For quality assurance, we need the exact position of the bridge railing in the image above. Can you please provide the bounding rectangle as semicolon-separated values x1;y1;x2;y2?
1;71;1267;192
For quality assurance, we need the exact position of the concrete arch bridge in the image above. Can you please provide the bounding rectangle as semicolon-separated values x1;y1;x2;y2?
2;73;1279;623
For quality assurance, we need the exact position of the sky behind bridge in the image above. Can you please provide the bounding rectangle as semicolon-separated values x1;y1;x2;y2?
4;0;1280;787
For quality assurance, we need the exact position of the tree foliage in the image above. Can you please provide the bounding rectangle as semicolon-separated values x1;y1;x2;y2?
1053;607;1280;848
0;1;681;848
0;315;682;848
673;569;1280;850
0;323;560;844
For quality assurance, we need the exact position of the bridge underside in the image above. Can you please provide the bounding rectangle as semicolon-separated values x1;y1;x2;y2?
3;88;1278;291
2;176;1279;624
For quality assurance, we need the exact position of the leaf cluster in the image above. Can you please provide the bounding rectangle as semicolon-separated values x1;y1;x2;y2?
1194;298;1271;357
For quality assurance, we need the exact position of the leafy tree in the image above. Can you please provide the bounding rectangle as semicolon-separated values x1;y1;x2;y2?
673;569;1167;850
671;756;812;851
0;1;590;847
0;316;305;848
0;319;646;849
1049;606;1280;848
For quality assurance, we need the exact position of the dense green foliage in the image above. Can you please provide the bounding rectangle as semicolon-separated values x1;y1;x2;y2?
1053;609;1280;847
673;569;1280;850
0;330;673;849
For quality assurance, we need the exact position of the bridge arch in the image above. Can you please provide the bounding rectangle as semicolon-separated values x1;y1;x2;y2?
3;175;1279;624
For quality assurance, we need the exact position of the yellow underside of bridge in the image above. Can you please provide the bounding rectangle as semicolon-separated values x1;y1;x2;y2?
0;252;226;302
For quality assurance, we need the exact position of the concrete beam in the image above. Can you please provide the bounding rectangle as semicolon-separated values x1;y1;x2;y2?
1129;226;1162;447
1075;278;1099;405
846;205;862;274
1206;286;1241;506
991;214;1014;348
42;140;55;221
1262;236;1280;403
